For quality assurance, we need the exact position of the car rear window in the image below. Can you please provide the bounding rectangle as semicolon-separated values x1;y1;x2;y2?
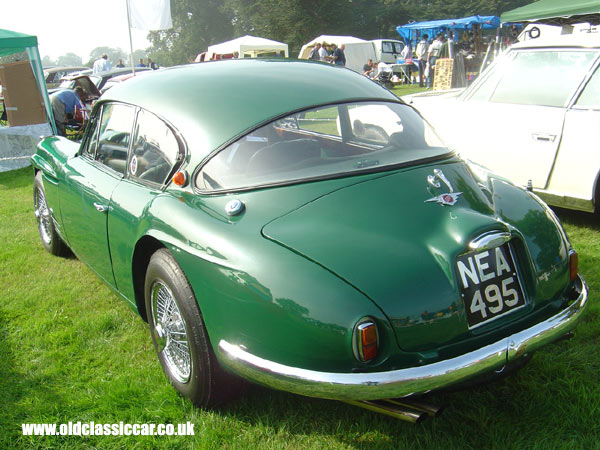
195;101;449;192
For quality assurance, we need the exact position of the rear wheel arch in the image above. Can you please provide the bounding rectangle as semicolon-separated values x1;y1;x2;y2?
143;247;244;406
132;235;166;322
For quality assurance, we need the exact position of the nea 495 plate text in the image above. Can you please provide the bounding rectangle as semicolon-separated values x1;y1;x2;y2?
457;243;526;328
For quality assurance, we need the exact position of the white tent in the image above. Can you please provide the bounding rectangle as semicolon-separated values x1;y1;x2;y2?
298;35;377;73
206;35;289;60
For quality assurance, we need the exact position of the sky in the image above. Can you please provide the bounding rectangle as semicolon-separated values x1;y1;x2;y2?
1;0;152;62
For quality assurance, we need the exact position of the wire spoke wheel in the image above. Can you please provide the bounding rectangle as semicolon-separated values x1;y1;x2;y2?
145;248;243;407
33;172;66;256
151;281;191;383
34;187;53;246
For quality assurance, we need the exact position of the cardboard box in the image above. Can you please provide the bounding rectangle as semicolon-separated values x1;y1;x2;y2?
0;61;47;126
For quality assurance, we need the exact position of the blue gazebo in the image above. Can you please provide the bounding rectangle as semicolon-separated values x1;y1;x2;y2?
397;15;501;42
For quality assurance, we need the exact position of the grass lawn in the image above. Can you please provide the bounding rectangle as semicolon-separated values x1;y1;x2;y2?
390;83;429;97
0;166;598;449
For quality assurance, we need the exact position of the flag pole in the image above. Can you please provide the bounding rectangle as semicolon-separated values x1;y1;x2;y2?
125;0;136;75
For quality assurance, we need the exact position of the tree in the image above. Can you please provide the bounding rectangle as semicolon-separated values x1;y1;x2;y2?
57;53;83;67
86;47;128;67
147;0;235;66
403;0;533;22
42;55;56;67
225;0;412;54
144;0;532;64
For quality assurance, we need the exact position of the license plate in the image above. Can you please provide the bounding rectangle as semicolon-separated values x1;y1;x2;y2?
456;243;526;328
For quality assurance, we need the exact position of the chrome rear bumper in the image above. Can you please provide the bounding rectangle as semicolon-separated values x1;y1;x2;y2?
217;275;588;401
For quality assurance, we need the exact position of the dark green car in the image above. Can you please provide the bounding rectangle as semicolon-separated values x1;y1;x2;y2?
31;60;588;418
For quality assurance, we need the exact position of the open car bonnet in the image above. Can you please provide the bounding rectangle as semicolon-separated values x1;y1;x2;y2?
262;161;570;354
62;75;102;102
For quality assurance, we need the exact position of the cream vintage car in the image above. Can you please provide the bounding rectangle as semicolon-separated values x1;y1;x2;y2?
403;32;600;213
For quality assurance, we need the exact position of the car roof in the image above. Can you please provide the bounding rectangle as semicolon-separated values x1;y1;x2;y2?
511;31;600;50
44;65;88;74
100;59;398;160
95;66;151;78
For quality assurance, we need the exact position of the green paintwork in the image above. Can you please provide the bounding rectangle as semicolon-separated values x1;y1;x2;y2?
263;159;570;358
31;60;578;376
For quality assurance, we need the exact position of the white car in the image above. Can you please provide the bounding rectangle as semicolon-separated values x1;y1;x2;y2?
403;32;600;213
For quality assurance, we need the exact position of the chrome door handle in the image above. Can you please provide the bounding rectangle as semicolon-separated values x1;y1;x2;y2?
532;133;556;142
93;202;108;213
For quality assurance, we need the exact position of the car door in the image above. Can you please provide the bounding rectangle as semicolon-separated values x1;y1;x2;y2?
453;48;598;190
108;108;185;301
544;60;600;211
60;102;136;287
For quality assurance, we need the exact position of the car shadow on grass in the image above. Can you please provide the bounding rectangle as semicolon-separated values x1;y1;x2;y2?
217;338;598;448
554;206;600;230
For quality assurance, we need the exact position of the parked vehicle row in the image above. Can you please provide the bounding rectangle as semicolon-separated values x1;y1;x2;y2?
43;66;88;89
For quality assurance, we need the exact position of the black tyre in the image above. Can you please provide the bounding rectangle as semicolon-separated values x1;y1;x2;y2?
144;249;242;407
33;171;67;256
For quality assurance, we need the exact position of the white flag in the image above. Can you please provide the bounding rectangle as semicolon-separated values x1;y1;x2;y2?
128;0;173;31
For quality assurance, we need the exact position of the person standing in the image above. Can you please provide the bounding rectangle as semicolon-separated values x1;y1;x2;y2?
147;58;158;69
92;54;111;74
136;58;147;68
318;42;329;61
331;44;346;66
400;42;414;84
415;34;429;87
115;59;125;68
427;33;444;88
309;43;321;60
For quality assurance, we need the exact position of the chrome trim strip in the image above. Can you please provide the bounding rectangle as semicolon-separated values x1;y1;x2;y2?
217;275;588;401
468;231;512;252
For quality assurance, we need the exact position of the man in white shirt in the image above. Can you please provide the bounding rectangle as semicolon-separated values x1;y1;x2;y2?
415;34;429;87
318;43;329;61
92;54;111;74
426;34;444;88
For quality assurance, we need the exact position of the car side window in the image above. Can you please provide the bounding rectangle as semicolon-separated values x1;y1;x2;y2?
484;50;596;107
128;109;180;185
575;65;600;109
95;103;135;174
82;108;102;158
382;42;394;53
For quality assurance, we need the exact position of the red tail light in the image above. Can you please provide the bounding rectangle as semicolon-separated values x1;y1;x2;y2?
569;250;578;282
353;319;378;362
